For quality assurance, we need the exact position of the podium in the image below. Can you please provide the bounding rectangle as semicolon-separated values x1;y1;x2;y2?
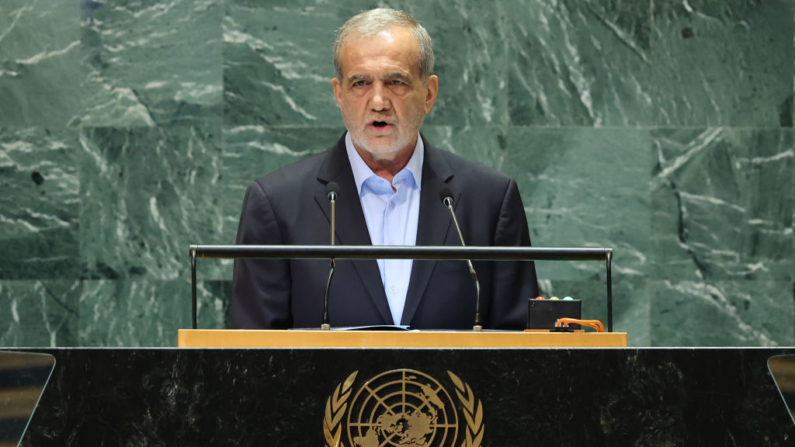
15;347;794;446
177;329;628;348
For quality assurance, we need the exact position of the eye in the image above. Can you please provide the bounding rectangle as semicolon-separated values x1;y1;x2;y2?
352;80;367;87
390;80;403;86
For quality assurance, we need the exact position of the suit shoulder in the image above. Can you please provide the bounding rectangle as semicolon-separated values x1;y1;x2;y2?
249;150;327;194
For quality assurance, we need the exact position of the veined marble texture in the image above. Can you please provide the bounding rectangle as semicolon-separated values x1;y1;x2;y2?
79;126;224;281
651;128;793;282
650;0;793;127
0;278;228;347
648;128;795;346
0;0;82;126
79;278;228;347
0;127;80;279
651;279;794;347
420;126;508;171
505;127;652;281
75;0;223;127
505;0;793;127
506;0;654;126
0;280;79;347
0;0;794;347
223;0;341;125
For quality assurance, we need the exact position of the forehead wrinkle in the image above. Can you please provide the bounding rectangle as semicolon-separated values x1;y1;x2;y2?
340;30;421;75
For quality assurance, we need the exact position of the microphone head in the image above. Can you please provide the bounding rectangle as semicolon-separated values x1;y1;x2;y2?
326;182;340;200
439;186;454;205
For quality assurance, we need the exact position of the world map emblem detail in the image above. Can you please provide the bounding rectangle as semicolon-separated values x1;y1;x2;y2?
323;369;484;447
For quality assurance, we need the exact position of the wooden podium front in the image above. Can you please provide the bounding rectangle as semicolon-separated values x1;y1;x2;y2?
177;329;627;348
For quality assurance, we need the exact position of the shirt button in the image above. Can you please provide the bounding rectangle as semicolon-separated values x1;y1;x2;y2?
389;202;395;209
390;286;397;294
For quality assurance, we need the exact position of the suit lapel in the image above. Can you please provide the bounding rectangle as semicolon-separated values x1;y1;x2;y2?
315;134;393;325
400;137;457;326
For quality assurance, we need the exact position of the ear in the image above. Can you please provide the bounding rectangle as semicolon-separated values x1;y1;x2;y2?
423;75;439;114
331;77;343;109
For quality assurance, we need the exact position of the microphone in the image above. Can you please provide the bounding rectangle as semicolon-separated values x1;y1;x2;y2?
322;182;339;330
439;187;482;331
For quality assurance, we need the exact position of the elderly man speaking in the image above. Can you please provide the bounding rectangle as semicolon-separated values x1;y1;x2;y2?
231;8;538;330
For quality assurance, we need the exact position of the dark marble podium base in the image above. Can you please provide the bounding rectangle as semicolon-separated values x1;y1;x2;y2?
16;348;795;446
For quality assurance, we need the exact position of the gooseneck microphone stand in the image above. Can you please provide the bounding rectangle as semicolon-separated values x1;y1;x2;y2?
439;187;482;331
321;182;339;331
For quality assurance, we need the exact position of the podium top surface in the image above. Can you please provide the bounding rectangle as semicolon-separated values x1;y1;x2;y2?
177;329;628;348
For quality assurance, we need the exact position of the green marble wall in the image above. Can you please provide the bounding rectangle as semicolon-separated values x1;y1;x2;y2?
0;0;792;347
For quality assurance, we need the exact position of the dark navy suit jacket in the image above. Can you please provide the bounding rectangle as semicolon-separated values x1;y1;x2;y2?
231;134;538;330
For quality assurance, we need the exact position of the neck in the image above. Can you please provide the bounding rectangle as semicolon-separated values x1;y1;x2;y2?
353;136;417;184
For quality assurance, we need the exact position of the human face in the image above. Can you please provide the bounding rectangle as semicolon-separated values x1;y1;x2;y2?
332;26;438;161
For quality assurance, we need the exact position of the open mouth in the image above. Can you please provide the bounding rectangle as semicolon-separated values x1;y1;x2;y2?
371;121;389;128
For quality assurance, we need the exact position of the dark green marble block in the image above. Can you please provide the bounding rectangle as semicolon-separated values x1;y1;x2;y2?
0;0;793;347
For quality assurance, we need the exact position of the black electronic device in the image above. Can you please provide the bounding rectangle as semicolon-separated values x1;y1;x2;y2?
527;299;582;330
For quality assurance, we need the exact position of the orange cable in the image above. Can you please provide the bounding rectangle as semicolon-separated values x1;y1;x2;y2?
555;318;605;332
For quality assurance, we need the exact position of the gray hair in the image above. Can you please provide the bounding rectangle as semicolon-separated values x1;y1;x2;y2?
333;8;434;83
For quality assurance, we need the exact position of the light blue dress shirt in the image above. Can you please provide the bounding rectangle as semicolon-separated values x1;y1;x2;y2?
345;132;423;325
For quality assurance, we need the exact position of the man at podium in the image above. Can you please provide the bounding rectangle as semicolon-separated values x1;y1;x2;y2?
231;8;538;330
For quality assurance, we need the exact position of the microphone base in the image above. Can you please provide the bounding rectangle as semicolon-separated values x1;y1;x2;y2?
320;324;331;331
472;325;483;332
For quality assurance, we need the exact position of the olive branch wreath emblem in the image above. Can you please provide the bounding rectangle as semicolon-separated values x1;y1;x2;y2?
322;370;484;447
324;371;358;447
448;371;484;447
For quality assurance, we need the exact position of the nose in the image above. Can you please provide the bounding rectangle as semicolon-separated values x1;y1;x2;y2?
370;82;391;112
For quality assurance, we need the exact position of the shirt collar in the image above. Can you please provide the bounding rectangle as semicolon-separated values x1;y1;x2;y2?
345;132;424;194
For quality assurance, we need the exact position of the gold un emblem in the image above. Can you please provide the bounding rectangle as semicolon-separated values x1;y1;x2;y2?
323;369;484;447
